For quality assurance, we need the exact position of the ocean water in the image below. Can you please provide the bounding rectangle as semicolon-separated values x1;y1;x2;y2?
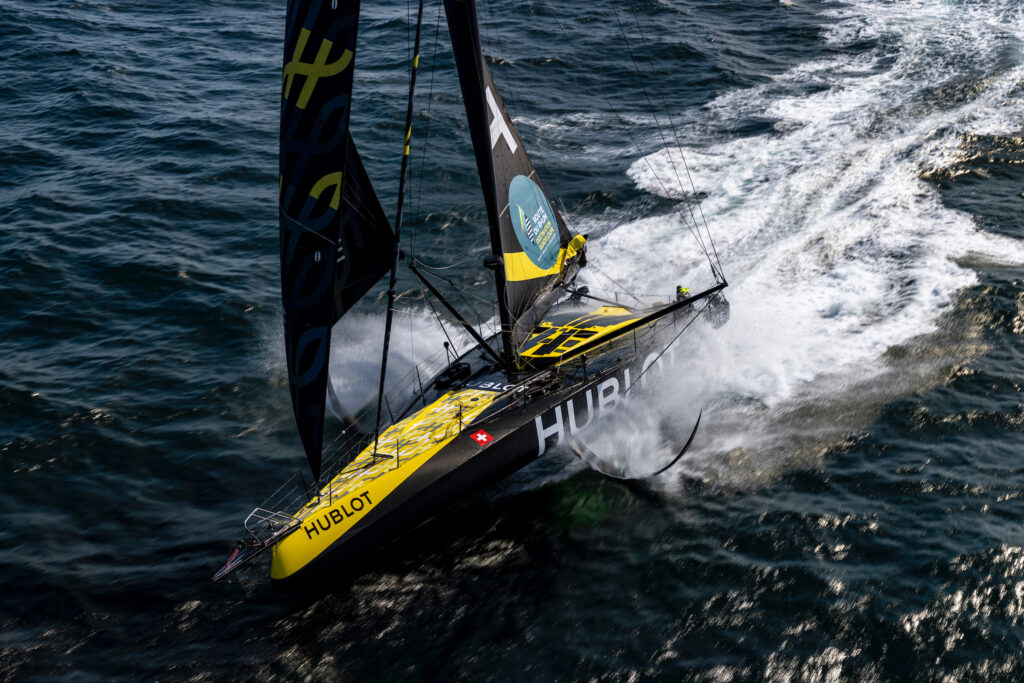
2;0;1024;679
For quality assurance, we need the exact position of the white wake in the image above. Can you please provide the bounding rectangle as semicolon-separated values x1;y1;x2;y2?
572;0;1024;487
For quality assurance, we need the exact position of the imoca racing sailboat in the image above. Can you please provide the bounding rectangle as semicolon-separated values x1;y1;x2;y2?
215;0;729;587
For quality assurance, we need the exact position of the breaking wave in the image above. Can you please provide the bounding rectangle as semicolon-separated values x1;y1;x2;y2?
574;0;1024;486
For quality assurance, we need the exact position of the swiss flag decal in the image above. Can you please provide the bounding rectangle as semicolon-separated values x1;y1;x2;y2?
470;429;493;446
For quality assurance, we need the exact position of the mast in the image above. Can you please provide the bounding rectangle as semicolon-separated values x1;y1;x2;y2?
373;0;425;455
442;0;514;364
443;0;586;364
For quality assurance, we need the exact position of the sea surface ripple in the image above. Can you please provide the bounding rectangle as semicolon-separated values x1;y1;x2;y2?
2;0;1024;679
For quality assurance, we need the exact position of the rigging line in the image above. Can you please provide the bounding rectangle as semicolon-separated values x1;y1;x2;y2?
556;196;578;232
394;306;477;326
341;195;389;231
532;0;714;268
411;262;503;327
413;257;470;271
409;291;416;376
340;199;377;226
447;287;498;310
610;7;716;270
411;261;504;364
623;301;707;398
565;286;638;309
580;252;643;304
612;7;692;215
614;109;710;261
586;261;645;306
615;7;709;261
576;286;669;299
438;283;496;309
411;250;478;271
411;0;445;258
374;0;425;458
611;6;713;267
419;277;460;354
417;283;496;312
481;0;566;238
415;261;500;307
533;1;710;266
629;11;724;278
401;4;439;388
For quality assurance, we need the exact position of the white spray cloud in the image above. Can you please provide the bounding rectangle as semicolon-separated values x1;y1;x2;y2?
328;308;473;418
573;0;1024;489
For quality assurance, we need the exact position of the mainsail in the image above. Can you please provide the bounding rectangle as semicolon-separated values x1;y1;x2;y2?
443;0;587;358
280;0;393;481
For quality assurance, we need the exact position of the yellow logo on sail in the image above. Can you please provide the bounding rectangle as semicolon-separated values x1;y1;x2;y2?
309;171;343;211
283;28;353;110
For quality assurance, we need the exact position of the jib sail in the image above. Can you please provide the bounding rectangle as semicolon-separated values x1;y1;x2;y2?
443;0;587;359
280;0;393;482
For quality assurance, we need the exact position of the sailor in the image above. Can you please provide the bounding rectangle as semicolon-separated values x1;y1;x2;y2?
676;285;690;302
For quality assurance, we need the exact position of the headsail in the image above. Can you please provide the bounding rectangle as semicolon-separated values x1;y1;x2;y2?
335;135;394;318
279;0;393;481
443;0;587;358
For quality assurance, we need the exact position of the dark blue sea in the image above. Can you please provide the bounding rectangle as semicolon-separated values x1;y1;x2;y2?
3;0;1024;679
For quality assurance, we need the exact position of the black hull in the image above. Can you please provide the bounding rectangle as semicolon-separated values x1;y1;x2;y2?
271;343;670;588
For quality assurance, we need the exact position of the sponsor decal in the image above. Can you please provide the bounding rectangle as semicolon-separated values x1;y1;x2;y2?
486;86;518;154
534;346;679;455
508;175;559;270
302;490;373;540
471;429;494;446
464;379;514;392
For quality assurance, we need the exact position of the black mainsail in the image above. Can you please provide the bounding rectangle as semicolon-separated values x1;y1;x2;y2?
443;0;587;360
280;0;393;482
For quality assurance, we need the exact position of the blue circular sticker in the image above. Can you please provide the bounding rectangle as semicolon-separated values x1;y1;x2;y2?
508;175;559;269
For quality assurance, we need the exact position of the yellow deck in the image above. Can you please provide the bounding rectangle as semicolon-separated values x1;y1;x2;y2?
270;388;498;579
518;305;642;364
271;306;651;579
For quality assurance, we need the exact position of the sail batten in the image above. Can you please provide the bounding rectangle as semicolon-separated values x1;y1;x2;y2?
280;0;392;482
443;0;586;359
